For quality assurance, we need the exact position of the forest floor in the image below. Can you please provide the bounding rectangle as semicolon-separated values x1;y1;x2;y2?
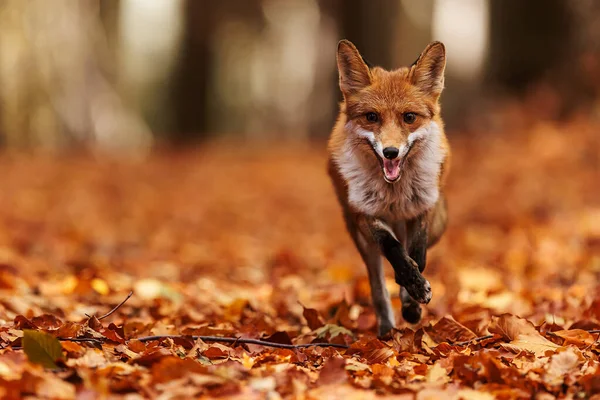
0;115;599;399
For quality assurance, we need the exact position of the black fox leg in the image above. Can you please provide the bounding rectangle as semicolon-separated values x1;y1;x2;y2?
363;218;432;305
407;215;428;272
357;234;395;336
345;213;395;336
399;214;430;323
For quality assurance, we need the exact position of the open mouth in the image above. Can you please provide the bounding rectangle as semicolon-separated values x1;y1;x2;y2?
383;143;416;183
364;140;421;183
383;159;401;182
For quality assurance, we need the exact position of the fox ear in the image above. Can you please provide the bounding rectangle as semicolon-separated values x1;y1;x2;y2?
410;42;446;99
337;40;371;95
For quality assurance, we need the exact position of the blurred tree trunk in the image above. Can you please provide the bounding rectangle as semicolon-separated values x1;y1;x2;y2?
562;1;600;117
115;0;184;138
170;1;215;142
392;0;434;67
340;0;399;69
173;0;334;140
0;0;150;152
99;0;121;71
307;0;340;138
484;0;600;121
487;0;573;92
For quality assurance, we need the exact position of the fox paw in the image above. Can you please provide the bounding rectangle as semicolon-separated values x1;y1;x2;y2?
402;303;422;324
404;278;432;304
395;257;432;304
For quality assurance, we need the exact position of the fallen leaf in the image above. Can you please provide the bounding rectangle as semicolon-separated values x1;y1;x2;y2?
22;330;64;369
551;329;596;347
543;348;582;386
490;314;561;356
31;314;63;330
91;278;110;295
318;357;347;386
489;314;538;341
428;316;477;343
500;334;561;356
314;324;354;341
302;306;324;330
426;362;450;384
456;388;495;400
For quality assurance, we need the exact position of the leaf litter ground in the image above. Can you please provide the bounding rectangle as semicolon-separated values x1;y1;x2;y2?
0;117;599;399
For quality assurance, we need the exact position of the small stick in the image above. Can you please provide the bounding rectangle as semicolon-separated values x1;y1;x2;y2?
58;337;105;345
134;335;350;350
97;291;134;320
24;335;348;350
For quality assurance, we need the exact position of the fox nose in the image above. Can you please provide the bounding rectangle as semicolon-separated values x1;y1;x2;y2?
383;147;399;160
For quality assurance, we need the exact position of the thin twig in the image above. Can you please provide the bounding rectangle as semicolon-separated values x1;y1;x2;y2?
133;335;350;350
453;335;494;347
97;291;134;320
31;334;348;350
58;337;105;344
546;329;600;338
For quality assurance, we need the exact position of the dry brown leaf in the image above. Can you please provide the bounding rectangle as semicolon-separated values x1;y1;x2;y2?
428;316;477;343
426;362;450;384
318;357;347;386
543;348;582;386
551;329;596;347
490;314;561;356
488;314;538;341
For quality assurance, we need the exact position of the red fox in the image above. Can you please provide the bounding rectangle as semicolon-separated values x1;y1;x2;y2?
328;40;450;336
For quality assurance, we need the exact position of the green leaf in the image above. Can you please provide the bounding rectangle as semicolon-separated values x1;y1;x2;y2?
22;329;64;369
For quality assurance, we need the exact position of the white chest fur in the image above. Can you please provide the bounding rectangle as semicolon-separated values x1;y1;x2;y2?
336;121;446;220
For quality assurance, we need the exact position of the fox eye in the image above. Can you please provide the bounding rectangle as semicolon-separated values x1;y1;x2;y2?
403;112;416;124
365;112;379;123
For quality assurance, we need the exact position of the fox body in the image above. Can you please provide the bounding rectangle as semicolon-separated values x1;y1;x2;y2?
328;40;450;335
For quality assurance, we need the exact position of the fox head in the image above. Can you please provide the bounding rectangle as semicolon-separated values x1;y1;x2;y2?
336;40;446;183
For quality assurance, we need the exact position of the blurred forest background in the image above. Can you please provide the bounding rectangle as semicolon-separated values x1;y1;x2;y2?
1;0;600;151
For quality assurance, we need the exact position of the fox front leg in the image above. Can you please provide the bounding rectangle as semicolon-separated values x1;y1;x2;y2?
345;213;395;336
356;233;396;336
400;214;429;323
359;217;432;305
407;215;428;272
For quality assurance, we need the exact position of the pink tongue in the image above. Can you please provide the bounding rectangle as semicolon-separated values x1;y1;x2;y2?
383;159;401;181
